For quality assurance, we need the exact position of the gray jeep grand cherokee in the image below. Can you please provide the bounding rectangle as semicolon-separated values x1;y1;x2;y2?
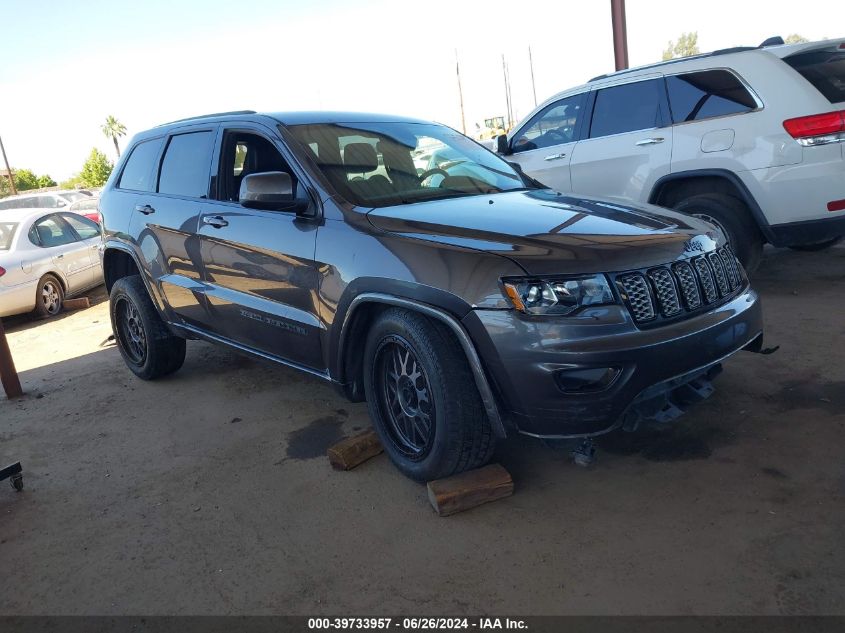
99;110;764;481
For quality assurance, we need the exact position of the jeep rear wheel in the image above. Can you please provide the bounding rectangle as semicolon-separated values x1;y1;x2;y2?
674;194;763;275
363;308;495;482
110;275;186;380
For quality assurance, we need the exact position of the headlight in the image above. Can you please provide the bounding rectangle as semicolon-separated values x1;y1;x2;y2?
501;274;616;315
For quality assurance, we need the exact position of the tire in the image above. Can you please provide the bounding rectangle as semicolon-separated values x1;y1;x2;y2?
363;308;495;482
34;274;64;318
109;275;186;380
789;236;843;252
674;193;763;275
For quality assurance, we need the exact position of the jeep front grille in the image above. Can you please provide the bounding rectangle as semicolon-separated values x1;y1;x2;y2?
616;246;744;325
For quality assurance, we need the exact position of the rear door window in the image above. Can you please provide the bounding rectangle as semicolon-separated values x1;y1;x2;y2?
158;131;215;198
119;138;164;191
29;215;78;248
666;70;758;122
784;49;845;103
589;79;663;138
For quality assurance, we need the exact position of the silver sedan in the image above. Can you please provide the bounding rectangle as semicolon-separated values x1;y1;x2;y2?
0;208;104;318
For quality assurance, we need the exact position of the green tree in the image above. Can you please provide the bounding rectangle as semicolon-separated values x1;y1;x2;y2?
101;115;127;158
13;168;40;191
79;148;113;187
59;174;85;189
662;32;700;60
785;34;809;44
36;174;57;188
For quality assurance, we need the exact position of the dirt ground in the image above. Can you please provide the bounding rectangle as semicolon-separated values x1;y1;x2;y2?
1;245;844;616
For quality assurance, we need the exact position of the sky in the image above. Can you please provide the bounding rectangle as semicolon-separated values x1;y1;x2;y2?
0;0;841;180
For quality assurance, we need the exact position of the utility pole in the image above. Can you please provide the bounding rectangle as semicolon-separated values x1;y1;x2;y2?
0;135;17;195
455;49;467;135
502;54;512;129
528;46;538;107
610;0;630;71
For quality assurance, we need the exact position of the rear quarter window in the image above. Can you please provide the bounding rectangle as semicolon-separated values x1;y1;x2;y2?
0;222;17;249
784;49;845;104
666;70;758;123
118;138;164;192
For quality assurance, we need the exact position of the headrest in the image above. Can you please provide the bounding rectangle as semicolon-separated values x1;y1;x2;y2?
343;143;378;173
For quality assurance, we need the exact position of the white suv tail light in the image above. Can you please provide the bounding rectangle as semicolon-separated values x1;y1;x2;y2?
783;110;845;146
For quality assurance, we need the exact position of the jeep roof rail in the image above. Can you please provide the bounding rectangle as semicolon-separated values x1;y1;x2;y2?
588;46;758;82
155;110;257;127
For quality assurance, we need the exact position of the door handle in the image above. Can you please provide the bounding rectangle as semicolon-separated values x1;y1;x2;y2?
544;152;567;161
203;215;229;229
135;204;155;215
55;254;64;259
635;137;665;146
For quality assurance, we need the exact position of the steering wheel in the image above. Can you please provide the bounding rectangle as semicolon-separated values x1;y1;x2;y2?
418;167;449;185
544;128;569;143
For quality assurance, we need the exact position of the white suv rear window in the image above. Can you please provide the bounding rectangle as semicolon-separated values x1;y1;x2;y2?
784;49;845;104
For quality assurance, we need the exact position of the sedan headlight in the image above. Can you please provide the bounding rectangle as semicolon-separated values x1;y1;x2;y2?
501;274;616;315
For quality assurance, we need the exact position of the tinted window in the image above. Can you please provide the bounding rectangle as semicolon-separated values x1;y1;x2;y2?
512;94;585;152
158;131;215;197
37;195;59;208
590;80;662;138
667;70;757;123
0;198;20;210
29;215;78;248
0;222;17;250
62;213;100;239
784;49;845;104
217;132;291;202
119;138;163;191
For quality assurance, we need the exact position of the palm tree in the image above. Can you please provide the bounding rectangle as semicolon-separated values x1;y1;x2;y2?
101;115;127;158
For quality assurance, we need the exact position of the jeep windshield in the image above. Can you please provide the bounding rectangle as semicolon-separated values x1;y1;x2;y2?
288;121;532;208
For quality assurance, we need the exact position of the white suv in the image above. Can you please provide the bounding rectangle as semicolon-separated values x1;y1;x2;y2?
499;37;845;272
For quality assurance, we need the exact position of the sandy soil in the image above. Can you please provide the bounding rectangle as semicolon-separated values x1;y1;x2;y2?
1;246;844;615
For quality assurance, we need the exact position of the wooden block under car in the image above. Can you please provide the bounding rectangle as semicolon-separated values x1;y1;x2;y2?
63;297;90;311
327;429;384;470
427;463;514;517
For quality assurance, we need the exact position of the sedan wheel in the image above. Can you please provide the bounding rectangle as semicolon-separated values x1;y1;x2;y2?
34;274;64;318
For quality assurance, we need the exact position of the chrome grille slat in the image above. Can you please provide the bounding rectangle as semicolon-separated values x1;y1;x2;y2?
647;268;682;317
693;256;718;303
672;262;701;309
707;252;730;296
618;273;655;322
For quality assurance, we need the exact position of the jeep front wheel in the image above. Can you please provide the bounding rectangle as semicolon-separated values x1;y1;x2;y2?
363;308;495;482
110;275;186;380
674;193;763;274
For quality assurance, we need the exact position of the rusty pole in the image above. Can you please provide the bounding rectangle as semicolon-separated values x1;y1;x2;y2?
610;0;630;71
0;318;23;399
0;135;17;195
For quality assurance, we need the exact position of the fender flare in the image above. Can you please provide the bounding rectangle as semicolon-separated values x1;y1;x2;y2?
649;169;775;243
337;292;507;438
102;241;166;311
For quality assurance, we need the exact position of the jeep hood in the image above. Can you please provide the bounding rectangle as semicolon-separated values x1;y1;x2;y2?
366;190;721;275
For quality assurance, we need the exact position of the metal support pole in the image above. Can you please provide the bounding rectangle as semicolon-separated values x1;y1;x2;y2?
528;46;538;107
610;0;629;71
0;318;23;399
0;135;17;195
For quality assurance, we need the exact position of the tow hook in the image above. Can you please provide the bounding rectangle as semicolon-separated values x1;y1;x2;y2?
571;439;597;467
748;345;780;355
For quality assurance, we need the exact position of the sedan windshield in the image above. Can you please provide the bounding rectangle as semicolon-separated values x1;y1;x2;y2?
0;222;18;250
288;121;531;208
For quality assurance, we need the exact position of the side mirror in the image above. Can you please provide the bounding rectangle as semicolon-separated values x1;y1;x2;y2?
239;171;309;214
496;134;511;156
